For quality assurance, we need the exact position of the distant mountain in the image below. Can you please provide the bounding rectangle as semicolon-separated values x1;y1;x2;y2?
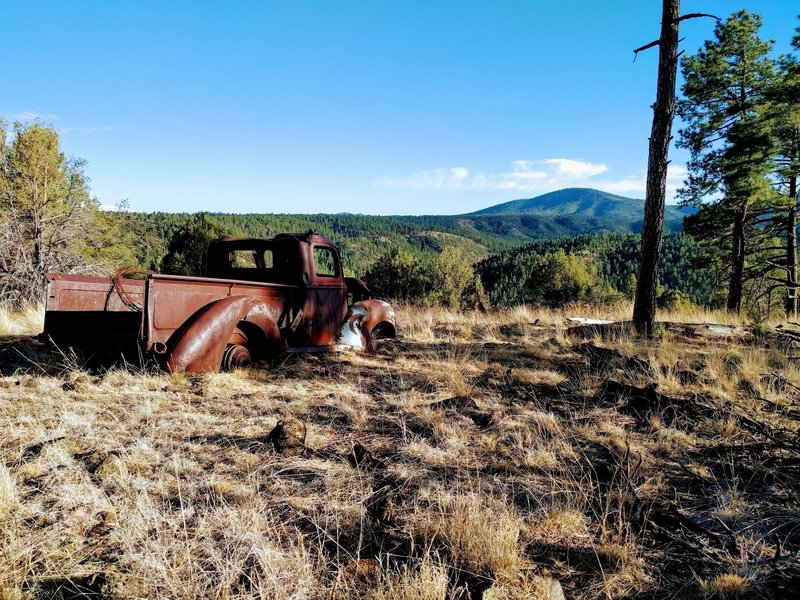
467;188;690;233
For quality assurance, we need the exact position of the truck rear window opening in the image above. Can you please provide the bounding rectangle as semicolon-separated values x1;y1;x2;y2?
314;247;338;277
228;250;274;270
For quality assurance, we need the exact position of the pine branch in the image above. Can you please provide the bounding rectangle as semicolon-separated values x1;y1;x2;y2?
676;13;720;24
632;39;660;62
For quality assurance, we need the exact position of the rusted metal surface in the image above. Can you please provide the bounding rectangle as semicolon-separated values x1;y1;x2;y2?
163;295;266;372
356;299;396;349
42;232;396;372
42;274;146;354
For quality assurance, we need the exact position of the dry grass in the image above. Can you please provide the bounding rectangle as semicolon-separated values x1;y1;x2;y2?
0;305;43;337
1;304;799;598
366;553;452;600
700;573;751;599
408;490;523;579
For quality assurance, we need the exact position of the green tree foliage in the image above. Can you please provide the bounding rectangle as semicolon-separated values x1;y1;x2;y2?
677;10;778;313
534;251;600;308
362;248;431;303
478;248;605;308
363;246;487;309
772;30;800;202
0;120;133;307
769;24;800;315
102;201;693;281
477;233;722;309
161;213;228;276
429;248;475;310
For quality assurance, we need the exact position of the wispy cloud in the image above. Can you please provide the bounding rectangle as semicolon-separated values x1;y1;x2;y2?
12;111;62;122
59;124;115;135
596;164;687;201
376;158;609;193
377;159;687;201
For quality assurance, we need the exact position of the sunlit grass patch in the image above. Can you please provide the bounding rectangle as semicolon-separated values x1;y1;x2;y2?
0;304;43;336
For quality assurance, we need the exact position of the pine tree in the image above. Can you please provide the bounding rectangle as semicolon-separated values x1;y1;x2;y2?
677;10;777;313
0;120;129;306
632;0;681;335
161;213;228;276
770;23;800;315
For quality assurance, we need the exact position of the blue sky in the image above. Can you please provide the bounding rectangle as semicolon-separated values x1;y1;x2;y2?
3;1;798;215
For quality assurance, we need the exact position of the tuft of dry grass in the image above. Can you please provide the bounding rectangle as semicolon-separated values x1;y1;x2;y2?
0;464;18;517
0;304;43;337
408;491;523;579
700;573;751;599
528;505;591;545
366;553;452;600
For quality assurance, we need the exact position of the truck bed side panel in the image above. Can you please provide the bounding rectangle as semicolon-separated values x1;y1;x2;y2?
43;274;145;351
143;275;296;351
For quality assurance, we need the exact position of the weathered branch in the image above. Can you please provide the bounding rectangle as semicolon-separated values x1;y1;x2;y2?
633;39;660;62
676;13;720;24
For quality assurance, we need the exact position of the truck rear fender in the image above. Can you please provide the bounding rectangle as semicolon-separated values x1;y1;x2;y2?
162;296;279;372
237;303;286;359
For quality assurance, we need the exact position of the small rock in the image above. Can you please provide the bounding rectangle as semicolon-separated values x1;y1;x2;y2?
534;576;566;600
95;455;129;483
266;419;307;455
499;323;526;338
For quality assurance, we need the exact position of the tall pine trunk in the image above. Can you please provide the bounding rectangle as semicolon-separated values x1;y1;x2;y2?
728;205;747;313
32;181;46;300
633;0;680;335
788;176;798;318
33;225;44;283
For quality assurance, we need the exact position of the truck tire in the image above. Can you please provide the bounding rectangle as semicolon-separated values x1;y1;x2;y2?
221;344;252;370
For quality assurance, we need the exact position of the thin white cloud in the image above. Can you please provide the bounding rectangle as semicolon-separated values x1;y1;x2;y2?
541;158;608;179
377;159;688;202
375;166;477;190
594;163;687;201
378;158;609;193
60;124;115;135
12;111;62;122
497;158;608;190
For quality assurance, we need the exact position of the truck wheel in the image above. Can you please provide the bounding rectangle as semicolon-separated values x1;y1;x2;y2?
367;322;396;351
222;344;252;370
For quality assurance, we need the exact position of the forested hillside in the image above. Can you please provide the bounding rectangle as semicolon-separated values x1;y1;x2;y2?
109;190;689;278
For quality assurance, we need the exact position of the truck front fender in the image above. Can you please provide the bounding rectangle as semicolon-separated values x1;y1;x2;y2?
339;299;396;351
163;295;277;372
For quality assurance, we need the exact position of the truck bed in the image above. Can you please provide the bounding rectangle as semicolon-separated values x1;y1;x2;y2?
43;273;298;358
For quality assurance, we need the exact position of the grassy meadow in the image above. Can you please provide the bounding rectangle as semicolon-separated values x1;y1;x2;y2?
0;305;799;599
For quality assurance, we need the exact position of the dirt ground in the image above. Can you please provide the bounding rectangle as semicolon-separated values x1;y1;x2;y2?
0;306;798;599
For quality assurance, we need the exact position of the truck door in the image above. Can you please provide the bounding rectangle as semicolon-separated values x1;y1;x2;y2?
309;245;347;345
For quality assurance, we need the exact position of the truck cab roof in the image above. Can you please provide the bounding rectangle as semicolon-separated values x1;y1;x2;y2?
205;232;340;285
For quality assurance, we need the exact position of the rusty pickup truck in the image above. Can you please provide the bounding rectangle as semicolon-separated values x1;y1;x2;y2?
42;231;396;372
